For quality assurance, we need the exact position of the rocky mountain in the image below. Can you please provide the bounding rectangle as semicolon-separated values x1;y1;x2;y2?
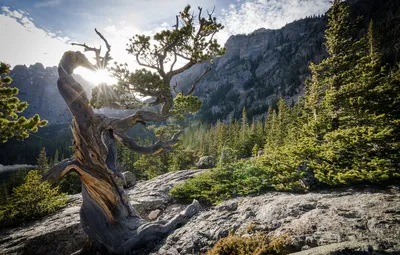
1;169;399;255
9;63;94;124
172;0;400;123
172;16;327;122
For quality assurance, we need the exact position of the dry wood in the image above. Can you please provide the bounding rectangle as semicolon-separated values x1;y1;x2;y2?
43;31;200;254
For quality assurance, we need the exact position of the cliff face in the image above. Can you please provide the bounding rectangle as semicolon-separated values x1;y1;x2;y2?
172;16;328;122
9;63;94;124
171;0;400;123
1;170;399;255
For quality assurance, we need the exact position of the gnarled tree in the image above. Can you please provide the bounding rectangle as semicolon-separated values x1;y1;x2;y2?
43;5;224;254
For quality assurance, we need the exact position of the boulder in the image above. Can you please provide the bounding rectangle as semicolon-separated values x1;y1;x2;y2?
148;209;162;221
115;171;136;188
123;171;136;187
195;156;216;169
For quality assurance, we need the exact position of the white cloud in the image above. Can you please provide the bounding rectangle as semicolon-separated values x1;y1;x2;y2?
0;0;331;83
0;7;73;67
216;0;330;43
34;0;61;8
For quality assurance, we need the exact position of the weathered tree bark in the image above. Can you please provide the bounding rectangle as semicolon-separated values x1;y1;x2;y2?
43;49;200;254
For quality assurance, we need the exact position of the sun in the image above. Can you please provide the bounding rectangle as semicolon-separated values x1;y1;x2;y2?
75;67;117;86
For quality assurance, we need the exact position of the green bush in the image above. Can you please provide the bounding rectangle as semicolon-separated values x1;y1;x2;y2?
134;154;168;179
170;159;305;205
0;170;68;225
170;165;236;204
256;150;306;192
207;233;290;255
59;171;82;194
309;126;400;185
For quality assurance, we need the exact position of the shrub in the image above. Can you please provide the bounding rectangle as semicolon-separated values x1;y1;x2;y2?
207;233;290;255
309;126;400;185
0;170;68;225
256;150;306;192
59;171;82;194
170;165;236;204
170;159;305;205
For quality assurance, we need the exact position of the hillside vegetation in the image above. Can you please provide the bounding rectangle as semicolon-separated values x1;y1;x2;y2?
170;0;400;204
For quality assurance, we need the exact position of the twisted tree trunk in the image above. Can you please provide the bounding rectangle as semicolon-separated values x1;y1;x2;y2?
43;50;200;254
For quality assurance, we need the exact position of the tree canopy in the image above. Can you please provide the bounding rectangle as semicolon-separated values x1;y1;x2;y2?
91;5;225;122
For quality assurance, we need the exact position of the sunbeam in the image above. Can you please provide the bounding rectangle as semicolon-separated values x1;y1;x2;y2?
75;67;117;86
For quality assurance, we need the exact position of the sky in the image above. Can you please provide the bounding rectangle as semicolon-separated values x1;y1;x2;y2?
0;0;330;83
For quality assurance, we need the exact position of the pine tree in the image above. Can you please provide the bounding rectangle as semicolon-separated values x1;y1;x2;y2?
276;98;291;147
37;147;49;175
252;144;260;157
0;170;68;223
241;107;248;143
0;62;47;143
300;1;400;185
238;107;250;157
53;149;59;166
304;0;360;135
265;107;278;151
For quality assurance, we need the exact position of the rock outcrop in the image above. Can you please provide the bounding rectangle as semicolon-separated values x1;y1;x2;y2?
1;170;399;255
153;187;400;255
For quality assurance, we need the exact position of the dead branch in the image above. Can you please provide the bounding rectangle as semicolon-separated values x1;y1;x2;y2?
95;28;112;68
71;29;111;69
113;130;182;155
173;81;179;94
185;66;211;96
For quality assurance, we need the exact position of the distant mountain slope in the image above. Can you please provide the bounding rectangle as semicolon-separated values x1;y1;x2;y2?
9;63;94;124
173;0;400;123
172;16;327;122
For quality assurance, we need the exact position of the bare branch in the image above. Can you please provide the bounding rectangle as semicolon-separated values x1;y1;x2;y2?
207;6;216;19
198;6;203;22
173;15;179;30
170;52;178;72
173;81;179;94
42;158;79;184
71;29;112;70
185;66;211;96
95;28;112;68
113;130;182;155
108;110;167;132
71;43;100;54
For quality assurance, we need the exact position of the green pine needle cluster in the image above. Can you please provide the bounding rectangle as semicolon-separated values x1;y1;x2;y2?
0;62;47;143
